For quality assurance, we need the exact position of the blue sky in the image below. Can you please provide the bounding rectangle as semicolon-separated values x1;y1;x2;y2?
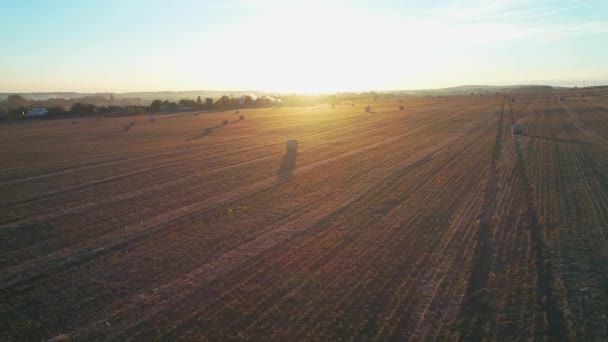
0;0;607;92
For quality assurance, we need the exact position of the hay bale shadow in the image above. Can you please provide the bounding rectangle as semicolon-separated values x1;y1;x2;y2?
277;151;298;180
186;125;224;141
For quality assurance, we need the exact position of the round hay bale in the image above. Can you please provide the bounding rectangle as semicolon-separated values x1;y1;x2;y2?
71;120;77;124
150;117;156;123
235;110;240;114
365;105;371;113
223;119;229;125
204;127;213;135
286;139;298;152
130;121;135;126
239;114;245;120
123;124;131;131
399;105;404;110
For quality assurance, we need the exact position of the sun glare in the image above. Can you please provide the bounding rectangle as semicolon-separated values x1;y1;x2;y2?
185;5;441;93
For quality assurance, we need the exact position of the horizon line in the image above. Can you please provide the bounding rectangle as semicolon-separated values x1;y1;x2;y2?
2;83;607;96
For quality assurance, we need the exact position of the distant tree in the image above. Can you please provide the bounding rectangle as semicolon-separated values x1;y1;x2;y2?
47;106;68;118
215;95;231;107
70;102;96;115
7;95;29;110
205;98;214;109
150;99;162;112
179;99;197;107
197;96;202;105
243;95;254;106
255;96;272;107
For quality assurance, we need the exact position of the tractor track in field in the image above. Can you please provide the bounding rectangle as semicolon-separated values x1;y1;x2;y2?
94;107;496;341
13;93;600;342
513;131;566;340
455;96;506;340
0;108;410;207
0;147;279;208
0;108;467;231
0;152;277;229
0;138;255;187
60;122;478;341
0;114;477;292
156;101;501;341
0;128;379;221
0;110;386;184
157;127;480;340
0;101;457;185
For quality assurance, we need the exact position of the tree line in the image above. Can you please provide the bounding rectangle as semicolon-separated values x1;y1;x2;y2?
0;94;274;120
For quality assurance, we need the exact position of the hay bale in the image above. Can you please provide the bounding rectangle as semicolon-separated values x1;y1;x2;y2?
223;119;229;125
399;105;404;110
150;117;156;123
204;127;213;135
512;98;516;103
71;120;77;124
511;124;522;135
235;110;240;114
286;140;298;152
239;114;245;120
130;121;135;126
365;105;371;113
123;124;131;131
331;104;335;108
560;96;564;101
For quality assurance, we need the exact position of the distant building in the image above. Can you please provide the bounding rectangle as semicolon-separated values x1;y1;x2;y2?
27;107;48;116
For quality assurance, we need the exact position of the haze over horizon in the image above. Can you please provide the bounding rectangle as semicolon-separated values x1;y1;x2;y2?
1;0;607;93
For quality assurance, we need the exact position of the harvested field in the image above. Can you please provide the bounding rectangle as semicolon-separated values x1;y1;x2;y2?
2;90;608;341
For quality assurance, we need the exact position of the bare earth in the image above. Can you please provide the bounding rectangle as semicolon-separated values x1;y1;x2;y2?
2;90;608;341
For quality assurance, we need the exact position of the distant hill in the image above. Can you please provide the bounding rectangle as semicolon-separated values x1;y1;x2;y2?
393;84;556;96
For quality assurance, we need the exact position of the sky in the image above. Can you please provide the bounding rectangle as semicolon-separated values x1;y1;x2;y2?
0;0;607;93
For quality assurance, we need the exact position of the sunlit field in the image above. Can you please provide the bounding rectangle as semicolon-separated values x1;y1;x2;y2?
2;88;608;340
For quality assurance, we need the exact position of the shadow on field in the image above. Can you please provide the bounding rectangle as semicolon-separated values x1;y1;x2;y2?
512;136;566;339
520;133;588;145
185;124;224;141
277;151;298;180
